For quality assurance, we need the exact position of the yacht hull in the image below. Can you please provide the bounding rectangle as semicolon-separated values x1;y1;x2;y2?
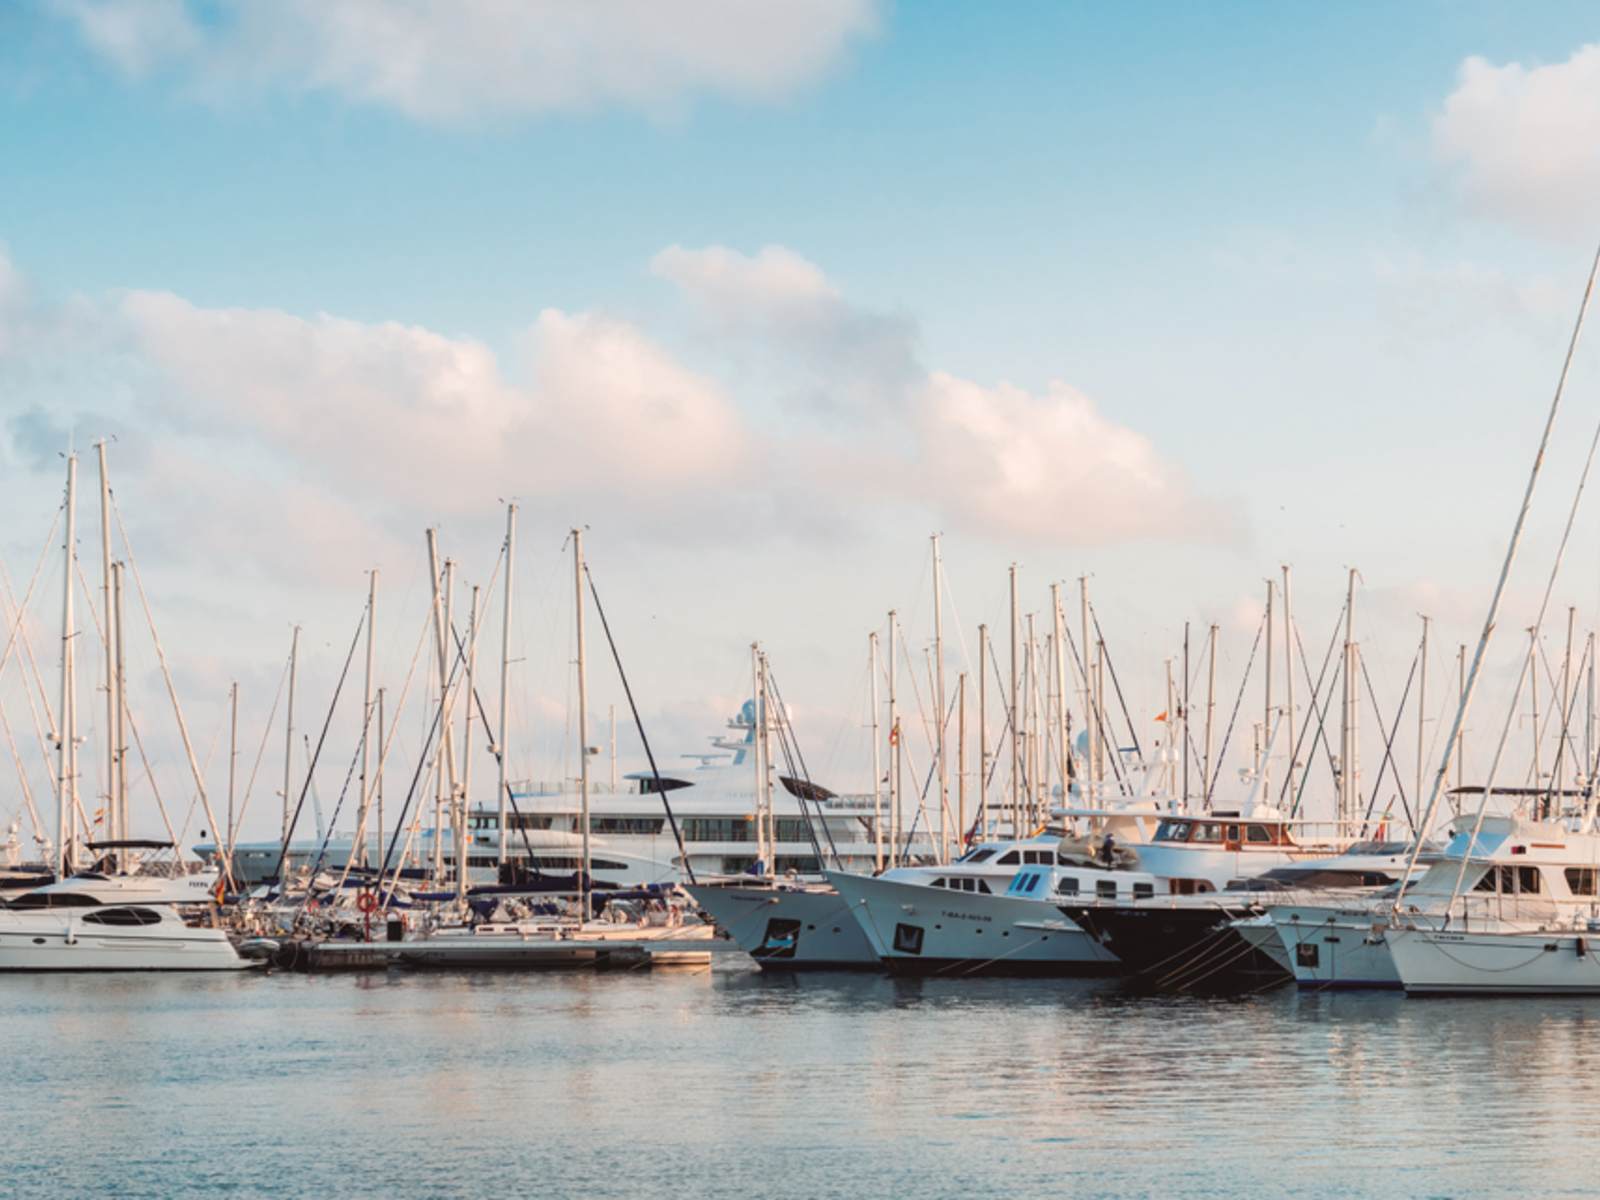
1387;926;1600;995
1062;902;1288;992
0;911;254;971
829;870;1119;977
686;882;880;969
1267;906;1402;990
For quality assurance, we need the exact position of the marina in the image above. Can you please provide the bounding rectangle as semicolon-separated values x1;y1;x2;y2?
11;4;1600;1196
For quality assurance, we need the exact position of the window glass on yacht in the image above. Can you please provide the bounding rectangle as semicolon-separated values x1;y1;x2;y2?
589;817;665;836
1058;877;1080;895
1096;879;1117;899
1133;882;1154;898
958;848;996;864
1224;825;1240;843
1472;869;1497;893
1024;850;1050;865
930;879;947;888
1566;867;1598;896
81;907;162;927
997;851;1020;865
1246;824;1273;844
978;879;993;894
1195;823;1224;843
1514;866;1541;894
1155;820;1191;842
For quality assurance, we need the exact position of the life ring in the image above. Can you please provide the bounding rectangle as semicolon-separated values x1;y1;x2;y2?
356;890;379;915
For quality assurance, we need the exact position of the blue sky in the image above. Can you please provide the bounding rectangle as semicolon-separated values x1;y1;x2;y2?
4;1;1600;843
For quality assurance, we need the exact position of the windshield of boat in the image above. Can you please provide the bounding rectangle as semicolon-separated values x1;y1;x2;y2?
955;847;996;864
1228;868;1396;892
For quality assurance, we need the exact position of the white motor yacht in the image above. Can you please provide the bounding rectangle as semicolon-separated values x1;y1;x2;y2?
0;841;261;972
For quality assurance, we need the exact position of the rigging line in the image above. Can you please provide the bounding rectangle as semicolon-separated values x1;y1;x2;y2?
1286;610;1350;817
1058;617;1131;796
224;652;290;865
377;663;453;907
1357;646;1419;837
1533;633;1592;813
762;662;836;868
1204;610;1266;812
0;504;63;728
1089;602;1143;761
1402;240;1600;907
119;690;180;850
268;604;366;887
1276;604;1346;810
171;694;228;849
302;696;376;892
582;563;695;886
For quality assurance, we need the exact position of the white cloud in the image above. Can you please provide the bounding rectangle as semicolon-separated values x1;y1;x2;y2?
53;0;880;121
913;372;1238;546
1434;44;1600;238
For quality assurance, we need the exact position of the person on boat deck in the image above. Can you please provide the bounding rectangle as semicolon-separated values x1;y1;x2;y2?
1099;833;1116;866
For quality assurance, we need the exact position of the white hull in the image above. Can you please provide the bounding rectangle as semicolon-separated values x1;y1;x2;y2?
1268;906;1402;990
686;883;879;968
827;870;1119;976
0;910;253;972
1387;925;1600;995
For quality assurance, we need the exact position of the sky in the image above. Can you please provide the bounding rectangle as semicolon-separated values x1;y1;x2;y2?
5;1;1600;848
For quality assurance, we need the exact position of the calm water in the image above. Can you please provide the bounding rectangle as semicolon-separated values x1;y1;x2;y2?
3;962;1597;1198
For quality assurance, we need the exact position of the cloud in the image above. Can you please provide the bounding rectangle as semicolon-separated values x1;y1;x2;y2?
912;372;1240;546
52;0;880;121
1434;44;1600;238
118;291;756;529
652;242;921;419
656;243;1238;545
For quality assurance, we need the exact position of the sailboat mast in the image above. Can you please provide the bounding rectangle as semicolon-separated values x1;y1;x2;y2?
1009;565;1020;833
227;681;238;857
887;609;899;868
1052;584;1067;811
573;529;591;921
977;623;989;839
458;585;478;904
932;534;948;863
957;672;968;847
1204;624;1218;809
358;568;376;867
1282;566;1294;795
496;503;516;868
1263;578;1274;802
111;560;127;839
282;624;299;843
56;453;76;878
751;641;766;870
1416;615;1430;817
869;630;882;872
94;442;116;842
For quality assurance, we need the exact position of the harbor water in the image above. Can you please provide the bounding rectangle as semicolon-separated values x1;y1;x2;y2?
5;963;1598;1198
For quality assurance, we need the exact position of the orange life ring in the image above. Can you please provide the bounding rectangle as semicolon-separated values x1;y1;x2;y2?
356;890;379;915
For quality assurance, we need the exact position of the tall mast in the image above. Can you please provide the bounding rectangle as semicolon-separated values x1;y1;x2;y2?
432;555;456;884
751;641;766;870
1051;584;1067;810
609;707;617;790
1204;624;1218;809
1026;611;1040;829
887;609;899;867
1009;565;1021;832
94;442;116;842
376;687;386;867
756;649;772;874
1341;568;1358;825
573;529;591;921
869;630;882;872
1416;615;1430;817
1281;566;1294;797
931;534;949;863
358;568;376;867
1078;577;1096;800
957;672;968;847
56;453;77;878
424;529;451;883
496;504;516;867
458;585;479;904
1181;622;1191;807
1263;578;1274;803
282;624;299;843
1529;628;1542;807
227;681;238;858
1561;607;1576;813
111;560;127;839
977;624;989;837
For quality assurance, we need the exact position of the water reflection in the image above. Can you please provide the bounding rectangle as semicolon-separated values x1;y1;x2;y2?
2;963;1598;1197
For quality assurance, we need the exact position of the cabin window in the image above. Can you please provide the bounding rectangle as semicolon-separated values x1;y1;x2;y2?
1133;882;1154;899
1096;879;1117;899
1472;870;1497;893
1567;868;1598;896
959;848;995;864
930;878;947;888
1156;820;1191;842
1024;850;1051;865
996;851;1020;866
1057;877;1080;896
1246;824;1273;844
1195;823;1224;843
978;879;993;895
80;907;162;927
682;819;753;843
1225;825;1240;843
589;817;665;836
1512;866;1541;895
527;855;628;872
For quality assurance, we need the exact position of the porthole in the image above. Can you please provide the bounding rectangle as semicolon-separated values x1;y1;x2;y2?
31;938;44;945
